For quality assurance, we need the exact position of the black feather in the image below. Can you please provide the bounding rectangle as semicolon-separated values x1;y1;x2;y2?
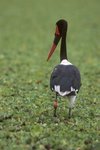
50;64;81;95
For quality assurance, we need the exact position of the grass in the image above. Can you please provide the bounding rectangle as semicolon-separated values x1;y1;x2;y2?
0;0;100;149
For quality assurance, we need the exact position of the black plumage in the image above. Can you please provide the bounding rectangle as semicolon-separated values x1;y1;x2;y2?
50;64;81;95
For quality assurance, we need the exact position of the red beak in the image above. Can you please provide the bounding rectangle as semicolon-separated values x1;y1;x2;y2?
47;43;57;61
47;26;61;61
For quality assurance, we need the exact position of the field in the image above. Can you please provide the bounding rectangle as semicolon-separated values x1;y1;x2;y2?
0;0;100;149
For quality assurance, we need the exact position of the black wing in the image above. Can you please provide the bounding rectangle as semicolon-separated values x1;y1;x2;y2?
50;64;81;93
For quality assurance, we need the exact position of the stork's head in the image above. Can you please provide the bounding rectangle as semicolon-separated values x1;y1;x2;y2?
47;19;68;61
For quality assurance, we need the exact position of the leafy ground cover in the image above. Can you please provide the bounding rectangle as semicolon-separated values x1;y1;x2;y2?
0;0;100;149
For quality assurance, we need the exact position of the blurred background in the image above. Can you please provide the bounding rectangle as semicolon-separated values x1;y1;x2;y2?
0;0;99;149
0;0;99;62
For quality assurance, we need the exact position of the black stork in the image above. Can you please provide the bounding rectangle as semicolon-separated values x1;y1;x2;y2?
47;19;81;118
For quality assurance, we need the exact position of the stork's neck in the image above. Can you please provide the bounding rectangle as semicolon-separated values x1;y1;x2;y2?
60;32;68;61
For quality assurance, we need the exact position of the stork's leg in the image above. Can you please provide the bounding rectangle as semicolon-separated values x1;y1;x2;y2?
68;108;72;119
68;95;76;118
53;93;58;117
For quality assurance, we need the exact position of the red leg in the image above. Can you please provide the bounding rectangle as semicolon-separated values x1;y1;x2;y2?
53;93;58;117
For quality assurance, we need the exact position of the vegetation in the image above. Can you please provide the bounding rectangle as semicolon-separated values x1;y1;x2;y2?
0;0;99;149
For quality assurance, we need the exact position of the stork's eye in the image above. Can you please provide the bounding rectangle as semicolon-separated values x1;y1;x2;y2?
55;26;60;36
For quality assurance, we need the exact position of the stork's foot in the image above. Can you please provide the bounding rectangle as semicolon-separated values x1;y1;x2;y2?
68;108;72;119
54;109;57;117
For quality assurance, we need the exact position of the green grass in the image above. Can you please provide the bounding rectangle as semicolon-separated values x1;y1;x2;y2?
0;0;100;149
